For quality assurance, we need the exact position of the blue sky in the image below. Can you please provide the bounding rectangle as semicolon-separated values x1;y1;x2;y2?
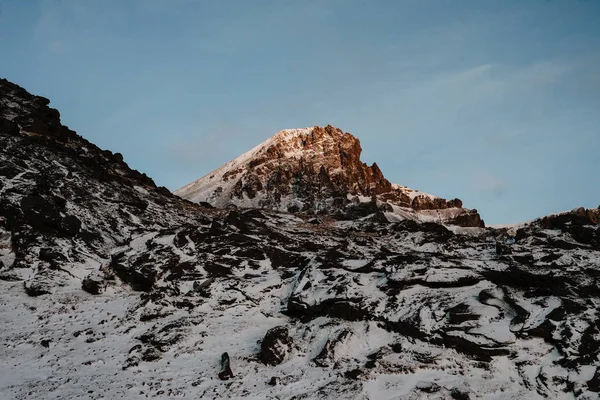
1;0;599;224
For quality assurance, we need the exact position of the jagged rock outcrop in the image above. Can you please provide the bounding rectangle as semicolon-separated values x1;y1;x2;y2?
0;77;203;296
175;125;484;227
539;206;600;228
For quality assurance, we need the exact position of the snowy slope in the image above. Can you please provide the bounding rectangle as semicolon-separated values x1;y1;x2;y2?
3;206;600;399
174;129;315;208
2;78;600;399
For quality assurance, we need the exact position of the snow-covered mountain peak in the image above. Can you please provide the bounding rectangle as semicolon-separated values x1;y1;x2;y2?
175;125;485;227
274;126;316;140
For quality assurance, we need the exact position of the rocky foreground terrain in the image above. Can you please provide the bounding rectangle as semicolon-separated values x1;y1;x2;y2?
1;78;600;399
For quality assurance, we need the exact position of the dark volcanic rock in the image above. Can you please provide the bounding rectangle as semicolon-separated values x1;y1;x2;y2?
20;194;63;232
416;381;440;393
39;248;68;268
218;352;234;380
540;207;600;229
446;209;485;228
0;77;203;298
260;326;293;366
81;272;107;295
450;388;471;400
23;278;53;297
110;253;158;292
588;369;600;392
138;319;191;353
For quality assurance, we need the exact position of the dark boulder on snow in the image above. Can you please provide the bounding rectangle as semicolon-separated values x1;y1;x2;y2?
450;388;471;399
81;272;107;295
140;346;161;362
59;215;81;235
19;194;62;232
260;326;293;366
39;248;68;269
110;252;158;292
218;352;234;380
23;276;53;297
416;381;440;393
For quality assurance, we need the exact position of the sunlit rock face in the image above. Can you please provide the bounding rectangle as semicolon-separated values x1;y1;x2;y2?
176;124;484;227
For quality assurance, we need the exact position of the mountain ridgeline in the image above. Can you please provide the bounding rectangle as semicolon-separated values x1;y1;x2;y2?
175;125;485;227
1;78;600;399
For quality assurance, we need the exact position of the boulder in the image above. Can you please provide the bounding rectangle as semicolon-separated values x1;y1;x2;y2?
218;352;234;380
81;271;107;295
416;381;440;393
24;277;53;297
260;326;293;366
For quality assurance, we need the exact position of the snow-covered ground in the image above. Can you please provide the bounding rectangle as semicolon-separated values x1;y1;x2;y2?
2;206;600;399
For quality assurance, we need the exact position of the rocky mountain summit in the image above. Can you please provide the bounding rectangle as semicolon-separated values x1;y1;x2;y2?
1;79;600;399
175;125;484;227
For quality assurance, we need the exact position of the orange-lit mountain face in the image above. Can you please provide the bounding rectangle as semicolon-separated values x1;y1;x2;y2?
176;125;484;227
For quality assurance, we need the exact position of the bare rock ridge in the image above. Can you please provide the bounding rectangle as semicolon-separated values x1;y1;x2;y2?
175;125;485;227
0;77;196;292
